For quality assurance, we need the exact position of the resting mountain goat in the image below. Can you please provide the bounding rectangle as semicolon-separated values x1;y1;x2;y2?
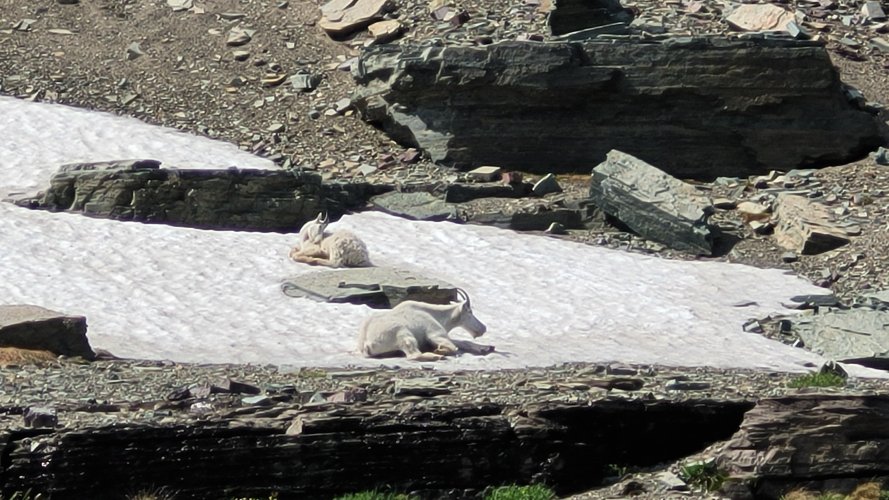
289;213;372;268
357;289;487;362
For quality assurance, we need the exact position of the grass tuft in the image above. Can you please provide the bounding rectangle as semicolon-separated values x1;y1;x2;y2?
678;460;727;492
485;484;556;500
788;372;847;389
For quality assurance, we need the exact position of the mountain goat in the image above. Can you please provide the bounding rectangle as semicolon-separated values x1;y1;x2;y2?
289;212;372;268
357;288;487;362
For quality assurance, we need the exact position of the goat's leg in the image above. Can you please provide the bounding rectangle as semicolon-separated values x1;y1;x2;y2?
397;330;445;362
291;254;337;267
427;333;458;357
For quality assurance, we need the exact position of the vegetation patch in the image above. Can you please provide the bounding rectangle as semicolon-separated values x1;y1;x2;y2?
788;372;847;389
678;460;727;492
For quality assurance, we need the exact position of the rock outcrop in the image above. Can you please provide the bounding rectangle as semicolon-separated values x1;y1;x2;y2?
773;193;861;255
352;37;884;179
281;267;458;307
0;305;94;360
2;398;749;499
16;160;391;232
590;150;717;254
718;394;889;499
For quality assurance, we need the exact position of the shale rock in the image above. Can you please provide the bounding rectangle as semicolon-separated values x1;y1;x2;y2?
319;0;391;37
17;160;391;232
589;150;717;255
352;37;884;179
0;305;94;360
719;395;889;499
281;267;457;308
773;193;861;255
792;308;889;369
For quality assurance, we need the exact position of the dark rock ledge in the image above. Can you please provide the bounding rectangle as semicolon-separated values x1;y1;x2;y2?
3;360;889;499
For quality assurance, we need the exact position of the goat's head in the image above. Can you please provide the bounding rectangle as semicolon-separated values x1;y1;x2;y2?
298;212;329;246
455;288;486;338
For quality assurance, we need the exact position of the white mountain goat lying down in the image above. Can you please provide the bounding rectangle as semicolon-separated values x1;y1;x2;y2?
357;289;488;362
289;212;372;268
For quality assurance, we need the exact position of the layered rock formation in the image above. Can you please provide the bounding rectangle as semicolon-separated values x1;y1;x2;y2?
352;37;885;179
16;160;391;232
0;305;94;360
719;394;889;499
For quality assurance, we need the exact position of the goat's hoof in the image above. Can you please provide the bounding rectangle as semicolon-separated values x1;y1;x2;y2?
433;345;456;356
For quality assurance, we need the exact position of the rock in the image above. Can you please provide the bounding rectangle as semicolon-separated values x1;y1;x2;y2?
0;305;94;360
352;38;883;179
444;182;533;203
773;193;861;255
781;251;799;263
792;308;889;368
532;173;562;197
23;407;58;428
319;0;391;37
226;27;254;47
736;201;771;222
290;72;321;92
467;166;502;182
725;4;795;32
232;50;250;61
545;0;635;36
126;42;144;60
872;146;889;166
0;347;59;368
167;0;193;11
370;191;458;221
18;160;390;232
589;150;717;255
394;378;452;396
368;19;403;44
334;98;352;114
718;395;889;498
861;1;887;21
57;0;79;4
281;267;458;308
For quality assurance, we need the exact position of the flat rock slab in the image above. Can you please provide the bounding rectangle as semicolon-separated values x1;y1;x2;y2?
319;0;391;37
793;309;889;368
773;193;861;255
0;305;94;359
370;191;458;221
281;267;457;308
590;150;716;254
353;37;883;179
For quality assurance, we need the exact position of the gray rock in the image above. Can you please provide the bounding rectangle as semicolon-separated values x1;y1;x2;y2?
23;406;58;428
0;305;95;360
394;378;452;396
281;267;457;308
545;0;635;35
125;42;144;60
468;208;586;231
861;1;887;20
532;173;562;197
226;27;254;47
290;72;321;91
589;150;717;255
793;309;889;368
370;191;458;221
167;0;193;10
17;160;391;232
872;146;889;166
352;38;883;179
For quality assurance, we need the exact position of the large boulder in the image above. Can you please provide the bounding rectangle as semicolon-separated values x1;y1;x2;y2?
0;305;95;360
718;394;889;499
17;160;391;232
352;37;885;179
590;150;717;254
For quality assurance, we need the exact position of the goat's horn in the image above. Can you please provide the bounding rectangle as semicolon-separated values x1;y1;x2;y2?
321;211;329;224
455;287;470;305
314;212;324;223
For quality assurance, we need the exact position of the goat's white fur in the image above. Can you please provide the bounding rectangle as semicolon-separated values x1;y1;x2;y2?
290;213;372;268
357;290;487;362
